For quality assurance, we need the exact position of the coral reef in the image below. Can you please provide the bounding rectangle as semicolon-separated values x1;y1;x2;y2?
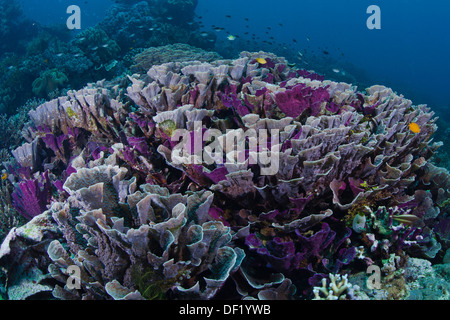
0;0;210;116
72;28;121;66
32;69;68;97
0;0;37;54
0;176;25;243
99;1;208;53
130;44;222;74
0;32;93;113
0;51;449;300
47;158;242;300
312;273;358;300
348;257;450;300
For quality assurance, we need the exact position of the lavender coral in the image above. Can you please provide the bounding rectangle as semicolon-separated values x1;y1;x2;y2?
0;50;448;300
44;155;243;300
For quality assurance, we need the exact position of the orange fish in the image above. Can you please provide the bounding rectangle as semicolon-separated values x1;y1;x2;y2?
409;122;420;133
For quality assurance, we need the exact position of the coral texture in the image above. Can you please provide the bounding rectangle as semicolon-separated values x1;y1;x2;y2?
130;43;222;74
0;51;449;300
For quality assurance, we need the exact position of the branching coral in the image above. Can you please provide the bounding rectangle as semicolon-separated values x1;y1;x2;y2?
312;274;357;300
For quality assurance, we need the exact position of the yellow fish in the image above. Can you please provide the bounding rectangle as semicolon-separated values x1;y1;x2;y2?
1;173;7;180
227;35;236;41
255;57;267;64
409;122;420;133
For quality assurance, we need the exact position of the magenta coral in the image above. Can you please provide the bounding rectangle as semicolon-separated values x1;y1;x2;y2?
11;171;52;220
274;83;330;118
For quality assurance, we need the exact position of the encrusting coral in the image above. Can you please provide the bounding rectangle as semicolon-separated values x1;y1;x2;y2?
0;50;449;300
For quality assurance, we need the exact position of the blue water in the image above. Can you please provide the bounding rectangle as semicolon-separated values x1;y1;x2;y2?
197;0;450;113
16;0;450;116
20;0;114;30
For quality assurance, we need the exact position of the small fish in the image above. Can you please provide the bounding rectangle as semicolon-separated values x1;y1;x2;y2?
200;32;209;37
1;173;7;180
392;214;420;226
306;36;311;41
91;46;98;51
323;50;329;55
56;53;64;57
213;27;224;32
332;68;340;73
43;59;48;63
167;16;173;20
102;44;109;48
226;15;231;18
409;122;421;133
255;57;267;64
73;53;82;57
297;51;303;57
227;35;236;41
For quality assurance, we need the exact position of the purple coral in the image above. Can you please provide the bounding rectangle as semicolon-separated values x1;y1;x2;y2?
246;234;300;272
245;223;355;275
296;69;325;81
274;83;330;118
218;91;252;116
11;171;52;220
